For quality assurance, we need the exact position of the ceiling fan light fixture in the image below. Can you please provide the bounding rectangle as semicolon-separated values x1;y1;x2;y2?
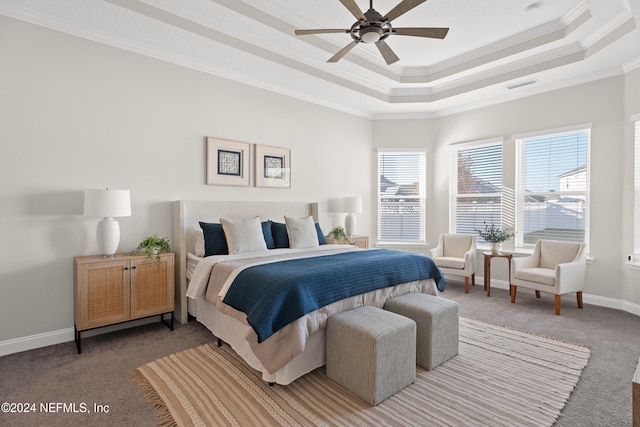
295;0;449;64
360;26;382;43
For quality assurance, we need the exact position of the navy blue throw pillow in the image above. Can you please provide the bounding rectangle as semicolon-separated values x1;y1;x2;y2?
199;222;229;256
270;221;290;248
261;221;275;249
315;223;327;245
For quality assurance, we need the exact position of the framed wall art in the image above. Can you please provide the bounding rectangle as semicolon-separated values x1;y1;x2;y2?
255;144;291;188
206;137;251;186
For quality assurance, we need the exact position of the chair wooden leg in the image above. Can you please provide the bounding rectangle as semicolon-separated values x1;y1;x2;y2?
577;291;583;309
464;276;469;293
535;290;541;299
471;273;475;286
554;294;561;315
510;285;516;303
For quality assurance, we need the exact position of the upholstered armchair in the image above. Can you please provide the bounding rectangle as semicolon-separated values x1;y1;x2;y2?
429;233;477;293
510;239;587;315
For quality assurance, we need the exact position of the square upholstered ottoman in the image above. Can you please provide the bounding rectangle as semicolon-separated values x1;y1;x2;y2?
384;293;459;370
326;306;416;405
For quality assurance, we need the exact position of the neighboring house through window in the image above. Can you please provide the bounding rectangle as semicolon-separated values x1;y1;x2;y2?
377;150;426;244
515;125;591;248
448;138;505;242
449;126;590;250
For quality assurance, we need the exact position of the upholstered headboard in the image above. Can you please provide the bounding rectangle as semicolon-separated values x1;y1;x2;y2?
172;200;319;323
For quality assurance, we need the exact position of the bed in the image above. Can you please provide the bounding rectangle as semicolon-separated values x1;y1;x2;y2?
172;200;445;385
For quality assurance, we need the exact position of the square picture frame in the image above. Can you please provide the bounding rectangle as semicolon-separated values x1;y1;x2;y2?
206;137;251;186
255;144;291;188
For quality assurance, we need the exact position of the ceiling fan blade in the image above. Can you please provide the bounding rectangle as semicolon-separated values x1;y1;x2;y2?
384;0;428;22
375;40;400;65
295;29;350;35
328;41;358;62
338;0;366;21
393;27;449;39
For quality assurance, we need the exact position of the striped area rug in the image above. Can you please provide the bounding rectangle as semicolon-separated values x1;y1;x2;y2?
131;317;590;426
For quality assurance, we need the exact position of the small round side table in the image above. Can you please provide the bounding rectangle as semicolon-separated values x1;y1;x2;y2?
483;251;513;297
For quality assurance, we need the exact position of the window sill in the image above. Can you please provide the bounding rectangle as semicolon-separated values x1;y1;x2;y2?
375;241;429;251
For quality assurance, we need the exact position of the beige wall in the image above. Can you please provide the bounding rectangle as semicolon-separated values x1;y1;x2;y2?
623;67;640;305
0;17;372;343
374;76;639;307
1;14;639;349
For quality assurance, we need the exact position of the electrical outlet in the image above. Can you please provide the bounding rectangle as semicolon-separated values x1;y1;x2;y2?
627;255;633;262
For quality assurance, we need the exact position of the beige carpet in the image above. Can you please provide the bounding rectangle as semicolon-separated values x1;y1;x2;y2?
131;317;590;427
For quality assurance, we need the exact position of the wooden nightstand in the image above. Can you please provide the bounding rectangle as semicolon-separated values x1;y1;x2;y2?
73;252;175;353
326;235;369;249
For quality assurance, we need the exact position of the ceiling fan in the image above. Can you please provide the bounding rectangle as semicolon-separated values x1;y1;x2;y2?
294;0;449;65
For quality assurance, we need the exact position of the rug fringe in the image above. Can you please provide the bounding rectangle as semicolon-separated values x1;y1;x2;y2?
129;369;177;427
131;323;588;427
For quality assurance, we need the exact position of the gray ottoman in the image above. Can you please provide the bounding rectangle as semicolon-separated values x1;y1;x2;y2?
384;293;459;370
326;306;416;405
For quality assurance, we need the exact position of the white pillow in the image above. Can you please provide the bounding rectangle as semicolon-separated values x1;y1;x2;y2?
285;215;319;249
194;226;205;257
220;216;268;254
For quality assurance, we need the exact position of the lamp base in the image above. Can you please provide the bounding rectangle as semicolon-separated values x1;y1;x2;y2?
345;213;356;237
96;217;121;257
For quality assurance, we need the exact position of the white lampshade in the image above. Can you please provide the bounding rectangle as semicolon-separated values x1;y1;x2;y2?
327;198;342;213
84;189;131;257
342;196;362;214
84;189;131;218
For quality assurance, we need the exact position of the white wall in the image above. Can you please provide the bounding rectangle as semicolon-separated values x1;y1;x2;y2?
374;75;640;308
2;14;639;350
623;67;640;305
0;16;372;343
371;119;439;251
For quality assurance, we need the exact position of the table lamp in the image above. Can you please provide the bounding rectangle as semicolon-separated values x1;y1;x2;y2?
342;196;362;236
84;189;131;257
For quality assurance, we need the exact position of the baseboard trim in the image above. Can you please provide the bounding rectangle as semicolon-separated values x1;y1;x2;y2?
583;294;640;316
0;327;74;357
2;284;639;357
480;277;640;317
0;316;162;357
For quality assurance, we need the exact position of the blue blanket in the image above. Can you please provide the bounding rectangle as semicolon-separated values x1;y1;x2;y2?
222;249;445;343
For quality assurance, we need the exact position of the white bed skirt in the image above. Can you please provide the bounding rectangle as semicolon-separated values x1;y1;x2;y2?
188;276;439;385
188;296;325;385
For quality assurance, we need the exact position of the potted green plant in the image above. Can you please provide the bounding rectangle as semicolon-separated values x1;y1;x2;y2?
476;223;515;254
326;226;350;244
133;234;171;262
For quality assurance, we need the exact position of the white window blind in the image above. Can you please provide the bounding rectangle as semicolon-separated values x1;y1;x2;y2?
449;139;504;240
634;118;640;258
516;127;590;247
378;150;426;243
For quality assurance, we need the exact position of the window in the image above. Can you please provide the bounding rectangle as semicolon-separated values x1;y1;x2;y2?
633;116;640;258
377;150;426;243
515;125;590;247
449;138;504;241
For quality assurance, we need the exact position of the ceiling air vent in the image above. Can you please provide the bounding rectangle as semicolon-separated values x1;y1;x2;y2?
506;79;538;90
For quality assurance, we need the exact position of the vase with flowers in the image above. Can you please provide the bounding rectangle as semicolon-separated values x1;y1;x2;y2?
476;223;515;254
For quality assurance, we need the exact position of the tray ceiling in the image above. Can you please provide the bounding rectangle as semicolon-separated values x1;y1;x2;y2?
2;0;639;118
